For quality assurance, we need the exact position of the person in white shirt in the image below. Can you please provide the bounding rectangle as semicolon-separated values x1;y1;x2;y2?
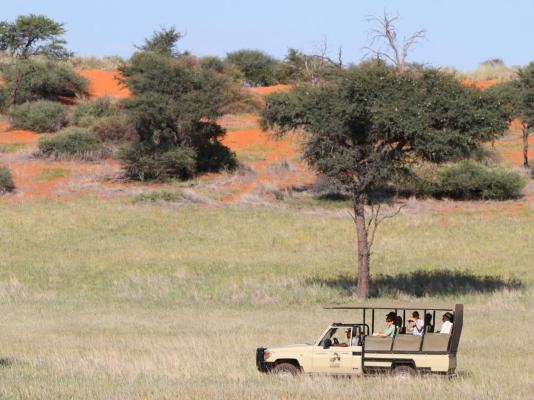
407;311;425;336
335;328;359;347
439;312;454;334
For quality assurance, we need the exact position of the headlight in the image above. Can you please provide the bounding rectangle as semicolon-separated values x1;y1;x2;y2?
264;351;272;360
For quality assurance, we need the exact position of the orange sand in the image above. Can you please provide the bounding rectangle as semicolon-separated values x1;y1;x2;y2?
462;79;500;90
78;69;130;98
0;130;40;144
249;84;294;95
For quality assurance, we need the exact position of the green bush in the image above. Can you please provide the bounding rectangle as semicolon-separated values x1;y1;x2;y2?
119;144;196;181
0;165;15;193
91;114;138;143
38;127;105;160
10;100;68;132
437;160;525;200
73;97;114;125
397;161;525;200
226;50;279;86
0;60;88;105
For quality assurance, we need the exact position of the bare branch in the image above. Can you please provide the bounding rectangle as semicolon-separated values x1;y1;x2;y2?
363;11;425;74
367;203;406;250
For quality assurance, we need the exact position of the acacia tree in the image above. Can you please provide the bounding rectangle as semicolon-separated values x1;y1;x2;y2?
261;62;508;298
486;64;534;168
118;32;240;181
517;64;534;167
0;14;69;59
0;15;71;106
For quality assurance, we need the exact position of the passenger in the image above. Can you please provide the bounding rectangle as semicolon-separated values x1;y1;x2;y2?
407;311;424;336
439;312;454;334
373;316;396;338
425;313;434;333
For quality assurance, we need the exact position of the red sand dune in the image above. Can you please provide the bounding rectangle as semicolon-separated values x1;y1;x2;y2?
249;84;294;95
0;130;40;144
461;79;500;90
77;69;130;98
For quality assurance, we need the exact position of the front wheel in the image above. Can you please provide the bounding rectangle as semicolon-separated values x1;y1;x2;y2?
272;363;300;377
392;364;416;378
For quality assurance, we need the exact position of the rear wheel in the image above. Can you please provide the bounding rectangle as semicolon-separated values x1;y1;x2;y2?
272;363;300;377
392;364;416;378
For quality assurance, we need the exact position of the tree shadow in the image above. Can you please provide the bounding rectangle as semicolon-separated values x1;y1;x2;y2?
306;269;523;298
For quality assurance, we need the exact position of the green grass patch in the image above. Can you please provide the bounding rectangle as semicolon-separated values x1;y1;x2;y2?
37;167;70;182
0;142;27;153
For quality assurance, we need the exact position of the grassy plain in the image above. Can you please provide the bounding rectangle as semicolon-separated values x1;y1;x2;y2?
0;198;533;399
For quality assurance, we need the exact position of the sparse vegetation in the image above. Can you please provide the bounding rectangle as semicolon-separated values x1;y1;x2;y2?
91;114;138;143
37;127;105;160
0;165;15;193
0;142;26;153
73;97;114;125
10;100;68;132
36;167;69;181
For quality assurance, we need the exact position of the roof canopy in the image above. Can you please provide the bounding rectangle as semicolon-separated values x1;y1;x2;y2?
324;304;459;312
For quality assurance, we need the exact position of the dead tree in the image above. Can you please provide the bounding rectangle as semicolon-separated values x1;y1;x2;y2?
363;12;425;74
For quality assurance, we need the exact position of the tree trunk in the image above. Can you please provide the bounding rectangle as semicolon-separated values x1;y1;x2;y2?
353;190;370;299
522;126;530;168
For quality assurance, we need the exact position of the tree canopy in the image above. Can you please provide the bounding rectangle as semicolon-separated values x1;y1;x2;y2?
0;14;69;59
137;27;182;57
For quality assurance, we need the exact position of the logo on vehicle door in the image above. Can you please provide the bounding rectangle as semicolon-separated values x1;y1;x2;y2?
329;352;341;368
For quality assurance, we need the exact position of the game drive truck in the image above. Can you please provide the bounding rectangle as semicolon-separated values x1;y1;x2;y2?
256;304;463;377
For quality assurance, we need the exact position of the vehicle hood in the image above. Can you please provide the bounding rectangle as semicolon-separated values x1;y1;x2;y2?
266;343;314;352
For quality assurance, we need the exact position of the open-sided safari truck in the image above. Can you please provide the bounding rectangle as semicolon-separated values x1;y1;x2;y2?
256;304;463;377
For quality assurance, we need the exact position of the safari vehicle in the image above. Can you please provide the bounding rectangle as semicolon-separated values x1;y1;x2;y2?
256;304;462;377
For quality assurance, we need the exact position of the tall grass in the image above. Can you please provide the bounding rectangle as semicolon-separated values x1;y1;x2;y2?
0;200;532;399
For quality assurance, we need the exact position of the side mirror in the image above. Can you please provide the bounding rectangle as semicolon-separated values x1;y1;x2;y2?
323;339;332;349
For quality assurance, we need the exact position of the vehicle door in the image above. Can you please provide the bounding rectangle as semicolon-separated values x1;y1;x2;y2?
312;327;362;375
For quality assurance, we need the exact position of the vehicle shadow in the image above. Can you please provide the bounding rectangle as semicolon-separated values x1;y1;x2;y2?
306;269;522;298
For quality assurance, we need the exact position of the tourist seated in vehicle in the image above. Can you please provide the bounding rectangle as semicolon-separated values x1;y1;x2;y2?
407;311;425;336
425;313;434;332
333;328;359;347
439;312;454;334
372;316;396;338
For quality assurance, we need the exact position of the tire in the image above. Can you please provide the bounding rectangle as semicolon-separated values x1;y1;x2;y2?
272;362;300;377
392;364;416;378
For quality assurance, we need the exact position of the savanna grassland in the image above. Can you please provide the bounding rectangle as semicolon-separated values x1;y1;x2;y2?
0;199;533;399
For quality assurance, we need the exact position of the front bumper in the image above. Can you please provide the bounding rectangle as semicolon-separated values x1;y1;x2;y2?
256;347;273;372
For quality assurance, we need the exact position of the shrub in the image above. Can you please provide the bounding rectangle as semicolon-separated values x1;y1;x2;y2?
0;165;15;193
38;127;105;160
397;161;526;200
10;100;68;132
0;86;10;112
226;50;279;86
436;160;525;200
73;97;114;125
91;114;138;143
119;144;196;181
0;60;88;105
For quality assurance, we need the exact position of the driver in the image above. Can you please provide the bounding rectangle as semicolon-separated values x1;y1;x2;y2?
333;328;358;347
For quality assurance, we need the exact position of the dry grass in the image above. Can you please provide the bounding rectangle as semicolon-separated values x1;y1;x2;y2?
0;199;532;399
